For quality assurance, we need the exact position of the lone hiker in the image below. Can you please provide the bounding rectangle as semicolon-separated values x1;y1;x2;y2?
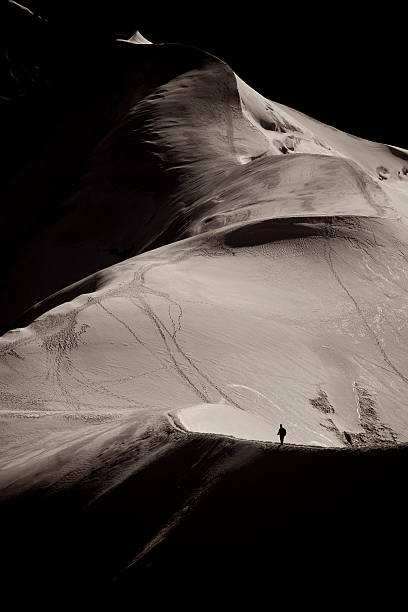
277;424;287;445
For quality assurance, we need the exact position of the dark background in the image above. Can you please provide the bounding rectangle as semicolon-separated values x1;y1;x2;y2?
3;0;406;149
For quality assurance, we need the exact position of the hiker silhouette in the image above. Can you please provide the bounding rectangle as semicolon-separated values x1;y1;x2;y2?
277;424;286;445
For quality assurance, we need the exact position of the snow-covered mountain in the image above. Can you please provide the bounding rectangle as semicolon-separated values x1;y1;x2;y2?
1;26;408;600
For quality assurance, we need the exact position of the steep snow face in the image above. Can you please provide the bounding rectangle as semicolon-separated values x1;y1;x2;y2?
1;38;408;493
236;74;408;185
3;39;408;333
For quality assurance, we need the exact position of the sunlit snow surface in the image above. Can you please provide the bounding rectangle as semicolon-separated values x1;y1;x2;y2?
175;403;337;447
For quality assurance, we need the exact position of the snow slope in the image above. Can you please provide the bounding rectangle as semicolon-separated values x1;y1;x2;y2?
1;33;408;498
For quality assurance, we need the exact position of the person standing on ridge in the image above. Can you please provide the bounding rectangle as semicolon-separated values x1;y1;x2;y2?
277;424;286;445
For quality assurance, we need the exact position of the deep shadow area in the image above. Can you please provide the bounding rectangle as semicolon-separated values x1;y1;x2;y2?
1;420;406;603
14;272;104;330
0;39;237;334
224;216;342;248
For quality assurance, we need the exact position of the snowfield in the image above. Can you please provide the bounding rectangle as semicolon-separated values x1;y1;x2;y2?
2;34;408;497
